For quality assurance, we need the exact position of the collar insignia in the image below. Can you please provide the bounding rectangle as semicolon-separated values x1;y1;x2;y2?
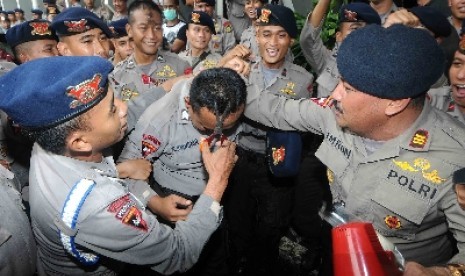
409;129;428;149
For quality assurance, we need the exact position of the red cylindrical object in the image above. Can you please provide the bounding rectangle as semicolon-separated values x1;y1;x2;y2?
332;222;403;276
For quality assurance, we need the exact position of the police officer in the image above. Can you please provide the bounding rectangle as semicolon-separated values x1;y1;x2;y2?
6;19;58;63
226;0;250;42
238;0;266;63
31;9;44;20
13;8;25;25
112;0;128;21
51;7;112;58
108;18;133;65
0;56;238;276
84;0;111;23
111;0;189;103
179;11;222;74
193;0;236;55
300;2;380;97
244;24;465;275
226;5;316;275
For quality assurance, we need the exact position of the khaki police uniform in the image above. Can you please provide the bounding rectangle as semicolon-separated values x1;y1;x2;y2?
428;86;465;125
178;50;222;75
300;18;339;97
238;61;314;153
209;15;236;55
244;89;465;266
87;6;111;23
119;79;241;199
30;143;223;275
240;25;260;63
110;50;189;102
226;0;251;42
0;165;36;275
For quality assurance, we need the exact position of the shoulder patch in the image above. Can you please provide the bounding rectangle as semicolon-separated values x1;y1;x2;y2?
142;134;162;157
223;21;233;33
107;195;148;231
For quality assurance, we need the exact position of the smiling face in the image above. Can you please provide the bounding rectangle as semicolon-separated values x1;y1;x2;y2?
256;25;293;69
127;8;163;57
449;0;465;20
186;24;212;51
244;0;264;20
449;50;465;113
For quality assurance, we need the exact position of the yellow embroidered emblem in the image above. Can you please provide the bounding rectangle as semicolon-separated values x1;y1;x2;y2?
280;82;296;96
258;8;271;23
156;65;177;78
191;12;200;23
327;169;334;184
392;158;446;184
384;215;401;229
121;87;139;101
202;59;217;69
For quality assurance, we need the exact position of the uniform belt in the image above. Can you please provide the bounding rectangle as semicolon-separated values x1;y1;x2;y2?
237;147;266;164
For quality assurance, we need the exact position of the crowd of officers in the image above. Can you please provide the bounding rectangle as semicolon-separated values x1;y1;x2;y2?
1;0;465;275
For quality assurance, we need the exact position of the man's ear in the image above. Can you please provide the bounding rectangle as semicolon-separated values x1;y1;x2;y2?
184;96;191;108
335;30;343;42
66;131;93;155
385;98;410;116
57;41;69;56
126;23;132;39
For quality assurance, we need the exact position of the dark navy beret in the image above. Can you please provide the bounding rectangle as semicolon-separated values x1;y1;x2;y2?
6;11;14;15
0;56;113;129
31;9;44;15
196;0;216;6
43;0;56;3
337;24;444;99
14;8;24;13
6;19;57;48
409;6;451;38
338;3;381;25
454;168;465;185
108;18;128;38
51;7;112;38
188;11;216;35
256;4;298;38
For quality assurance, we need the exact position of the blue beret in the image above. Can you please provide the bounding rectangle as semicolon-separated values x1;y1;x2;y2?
0;56;113;129
31;9;44;15
409;6;451;38
6;11;14;15
6;20;57;48
257;4;298;38
337;24;444;99
51;7;112;38
188;11;216;35
14;8;24;13
108;18;128;38
196;0;216;6
338;3;381;25
43;0;56;3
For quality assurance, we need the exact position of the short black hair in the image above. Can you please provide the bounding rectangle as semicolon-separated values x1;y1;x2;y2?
189;68;246;117
21;113;91;155
128;0;162;24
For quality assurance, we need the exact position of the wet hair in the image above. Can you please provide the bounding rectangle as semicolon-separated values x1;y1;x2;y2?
21;113;91;155
189;67;246;117
128;0;162;24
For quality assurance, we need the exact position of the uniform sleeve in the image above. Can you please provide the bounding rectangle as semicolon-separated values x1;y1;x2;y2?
300;17;333;76
440;179;465;264
223;21;237;54
75;190;222;274
244;83;326;135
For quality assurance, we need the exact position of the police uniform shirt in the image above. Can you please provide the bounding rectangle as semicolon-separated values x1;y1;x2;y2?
428;86;465;125
178;50;222;74
240;25;260;63
87;6;111;23
111;12;127;22
244;88;465;266
238;60;314;154
30;143;223;275
226;0;251;41
118;79;241;198
209;15;236;55
0;165;36;276
379;3;398;25
300;17;339;97
110;50;189;102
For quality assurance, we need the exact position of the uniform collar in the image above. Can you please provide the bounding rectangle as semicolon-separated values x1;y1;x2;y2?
398;102;435;152
177;80;193;125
